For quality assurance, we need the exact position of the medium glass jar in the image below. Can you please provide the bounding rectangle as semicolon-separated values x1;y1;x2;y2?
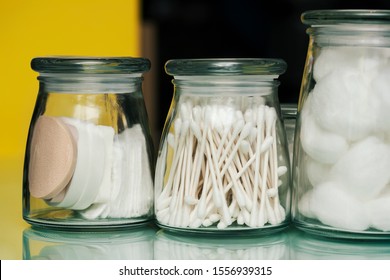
155;58;291;233
23;57;155;229
293;10;390;239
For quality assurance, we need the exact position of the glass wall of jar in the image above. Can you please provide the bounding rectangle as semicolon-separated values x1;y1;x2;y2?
281;103;297;164
155;58;291;233
23;226;156;260
23;57;155;229
293;10;390;239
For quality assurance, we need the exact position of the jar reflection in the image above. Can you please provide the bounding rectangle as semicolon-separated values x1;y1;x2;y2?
289;228;390;259
154;229;289;259
23;225;156;260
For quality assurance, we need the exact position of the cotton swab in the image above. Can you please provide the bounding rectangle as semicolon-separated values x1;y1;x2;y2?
155;102;288;229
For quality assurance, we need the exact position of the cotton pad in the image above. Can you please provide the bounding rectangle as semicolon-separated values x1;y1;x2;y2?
29;116;77;199
310;181;370;231
71;123;115;210
330;136;390;201
52;119;93;208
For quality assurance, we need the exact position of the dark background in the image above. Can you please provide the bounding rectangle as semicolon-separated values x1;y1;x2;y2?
141;0;390;142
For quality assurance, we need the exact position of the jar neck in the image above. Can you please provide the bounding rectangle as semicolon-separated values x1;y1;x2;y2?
172;76;280;96
37;73;144;93
307;24;390;47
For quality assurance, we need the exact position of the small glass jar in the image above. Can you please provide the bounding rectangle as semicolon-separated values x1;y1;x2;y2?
155;58;291;233
23;57;155;229
293;10;390;239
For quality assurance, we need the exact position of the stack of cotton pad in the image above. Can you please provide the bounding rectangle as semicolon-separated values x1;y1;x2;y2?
298;46;390;231
29;115;153;220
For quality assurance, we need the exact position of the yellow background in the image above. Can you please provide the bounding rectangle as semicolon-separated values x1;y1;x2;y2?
0;0;140;259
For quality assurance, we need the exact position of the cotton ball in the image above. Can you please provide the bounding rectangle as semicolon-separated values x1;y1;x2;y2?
311;70;382;141
311;181;370;231
313;47;358;82
297;190;316;219
371;65;390;131
366;192;390;231
313;47;388;83
306;159;331;187
300;96;348;164
330;137;390;201
300;116;349;164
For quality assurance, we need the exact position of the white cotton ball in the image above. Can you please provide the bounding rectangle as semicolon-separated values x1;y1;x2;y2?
297;190;316;219
311;70;382;141
313;47;358;82
366;192;390;231
300;95;348;164
330;137;390;201
310;181;370;231
306;159;331;187
313;47;388;83
371;65;390;131
300;113;349;164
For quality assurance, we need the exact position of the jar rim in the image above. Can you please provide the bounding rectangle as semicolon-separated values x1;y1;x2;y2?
31;56;151;74
302;9;390;25
165;58;287;77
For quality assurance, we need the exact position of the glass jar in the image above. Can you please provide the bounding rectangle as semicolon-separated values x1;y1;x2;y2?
293;10;390;239
23;226;156;259
155;58;291;233
23;57;155;229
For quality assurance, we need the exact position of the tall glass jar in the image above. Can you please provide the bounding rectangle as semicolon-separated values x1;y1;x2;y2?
293;10;390;239
155;58;291;234
23;57;155;229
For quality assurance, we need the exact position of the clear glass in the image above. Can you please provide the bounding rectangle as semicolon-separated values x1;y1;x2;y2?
23;57;155;230
155;58;291;234
293;10;390;239
23;226;156;259
281;103;297;164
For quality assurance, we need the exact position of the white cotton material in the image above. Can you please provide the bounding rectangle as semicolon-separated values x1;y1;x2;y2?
313;47;389;83
80;125;153;219
297;190;316;219
55;119;110;209
306;159;331;187
330;136;390;201
311;70;382;141
300;96;349;164
310;181;370;231
371;65;390;131
366;192;390;231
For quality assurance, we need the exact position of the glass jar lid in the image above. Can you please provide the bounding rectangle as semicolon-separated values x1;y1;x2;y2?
31;56;151;74
302;9;390;25
165;58;287;77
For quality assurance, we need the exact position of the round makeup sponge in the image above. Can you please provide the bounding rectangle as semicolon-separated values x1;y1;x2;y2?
29;116;77;199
